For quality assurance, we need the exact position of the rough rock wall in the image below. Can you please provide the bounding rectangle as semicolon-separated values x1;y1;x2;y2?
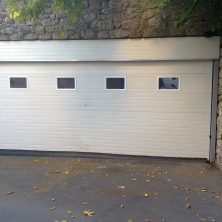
0;0;209;40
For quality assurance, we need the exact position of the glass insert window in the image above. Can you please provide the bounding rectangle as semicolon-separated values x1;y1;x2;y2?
57;77;75;89
158;77;179;90
106;77;125;90
10;77;27;88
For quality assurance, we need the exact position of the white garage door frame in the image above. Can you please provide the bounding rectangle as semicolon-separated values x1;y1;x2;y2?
0;37;220;161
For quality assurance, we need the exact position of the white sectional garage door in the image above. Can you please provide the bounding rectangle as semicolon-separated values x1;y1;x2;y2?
0;37;220;159
0;61;213;158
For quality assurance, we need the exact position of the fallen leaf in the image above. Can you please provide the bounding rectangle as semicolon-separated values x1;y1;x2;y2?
128;219;133;222
5;191;15;195
33;186;38;190
144;193;149;197
54;170;61;174
186;204;191;209
144;219;151;222
49;207;56;210
118;186;126;190
131;178;138;181
66;210;72;214
82;202;88;205
201;188;208;192
64;171;69;175
120;203;125;208
83;210;96;216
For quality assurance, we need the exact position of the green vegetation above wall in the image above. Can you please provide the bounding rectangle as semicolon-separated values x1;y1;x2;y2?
0;0;218;40
5;0;222;34
7;0;86;23
141;0;222;33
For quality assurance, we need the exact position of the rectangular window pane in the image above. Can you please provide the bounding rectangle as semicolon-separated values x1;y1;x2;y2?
158;77;179;90
57;78;75;89
106;78;125;89
10;77;27;88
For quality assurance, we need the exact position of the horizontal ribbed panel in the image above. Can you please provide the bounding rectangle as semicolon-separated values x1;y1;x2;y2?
0;37;220;62
0;61;212;158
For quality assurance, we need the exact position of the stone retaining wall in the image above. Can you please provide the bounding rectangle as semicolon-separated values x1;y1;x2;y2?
0;0;209;40
217;41;222;170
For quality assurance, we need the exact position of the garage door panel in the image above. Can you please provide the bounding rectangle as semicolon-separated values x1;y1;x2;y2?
0;60;213;73
0;61;212;158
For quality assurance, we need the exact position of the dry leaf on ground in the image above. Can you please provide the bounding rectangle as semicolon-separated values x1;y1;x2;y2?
201;188;208;192
120;203;125;208
186;204;191;209
83;210;96;216
49;207;56;210
118;186;126;190
5;191;15;195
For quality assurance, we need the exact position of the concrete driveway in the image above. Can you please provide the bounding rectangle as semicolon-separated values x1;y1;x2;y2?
0;155;222;222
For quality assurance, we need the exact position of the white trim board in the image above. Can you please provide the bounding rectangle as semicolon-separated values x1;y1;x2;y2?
0;37;220;62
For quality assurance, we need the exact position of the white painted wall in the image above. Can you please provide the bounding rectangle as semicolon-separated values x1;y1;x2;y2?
0;61;212;158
